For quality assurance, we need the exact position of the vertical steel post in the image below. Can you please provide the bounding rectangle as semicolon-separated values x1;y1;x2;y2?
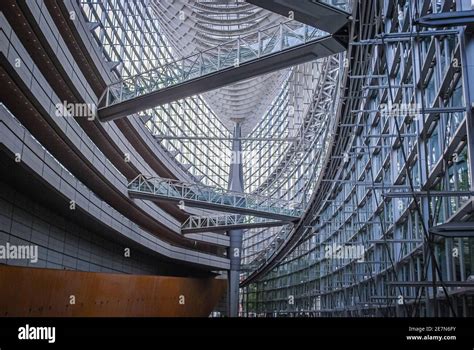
227;123;244;317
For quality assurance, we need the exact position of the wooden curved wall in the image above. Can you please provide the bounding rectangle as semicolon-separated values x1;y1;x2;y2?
0;265;226;317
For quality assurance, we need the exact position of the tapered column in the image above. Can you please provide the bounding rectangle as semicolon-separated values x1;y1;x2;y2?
227;123;244;317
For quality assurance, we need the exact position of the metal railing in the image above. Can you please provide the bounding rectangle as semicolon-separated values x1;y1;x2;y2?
318;0;353;12
128;175;303;220
99;20;327;109
181;214;289;233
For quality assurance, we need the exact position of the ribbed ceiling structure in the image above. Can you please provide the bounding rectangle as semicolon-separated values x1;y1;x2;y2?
150;0;290;135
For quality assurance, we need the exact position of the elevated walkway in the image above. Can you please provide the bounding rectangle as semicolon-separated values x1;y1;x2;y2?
246;0;351;34
181;214;290;234
128;175;302;221
97;20;346;121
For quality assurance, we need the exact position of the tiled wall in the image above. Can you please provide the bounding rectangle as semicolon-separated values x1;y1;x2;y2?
0;180;168;275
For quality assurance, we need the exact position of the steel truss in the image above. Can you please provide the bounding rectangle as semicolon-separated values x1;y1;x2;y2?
128;175;303;221
181;215;290;234
241;55;341;268
242;0;474;318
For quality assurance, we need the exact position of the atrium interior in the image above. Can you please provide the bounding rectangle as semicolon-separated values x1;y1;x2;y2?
1;0;474;318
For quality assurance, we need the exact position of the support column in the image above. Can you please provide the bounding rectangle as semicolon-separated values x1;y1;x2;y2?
410;3;434;315
459;0;474;317
459;0;474;192
227;123;244;317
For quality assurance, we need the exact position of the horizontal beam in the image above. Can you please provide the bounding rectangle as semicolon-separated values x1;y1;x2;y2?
245;0;351;34
414;10;474;28
155;135;298;142
430;222;474;237
386;281;474;287
382;191;474;198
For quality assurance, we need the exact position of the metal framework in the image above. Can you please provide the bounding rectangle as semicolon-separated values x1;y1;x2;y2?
96;20;343;121
128;175;303;221
241;55;342;270
241;0;474;318
181;215;289;234
150;0;292;136
245;0;351;34
80;0;474;318
81;0;232;188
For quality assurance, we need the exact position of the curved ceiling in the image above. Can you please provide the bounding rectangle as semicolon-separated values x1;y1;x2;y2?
150;0;290;136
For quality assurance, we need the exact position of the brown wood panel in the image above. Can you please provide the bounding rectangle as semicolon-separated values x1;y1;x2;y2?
0;265;226;317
